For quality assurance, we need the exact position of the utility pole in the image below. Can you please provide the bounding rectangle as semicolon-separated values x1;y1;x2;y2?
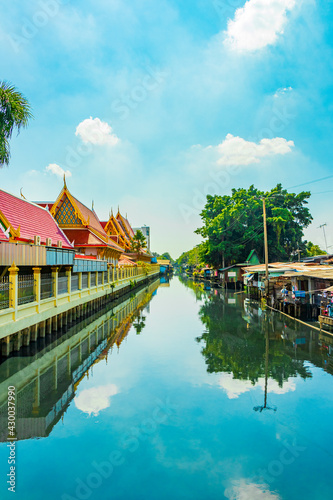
318;223;328;253
262;198;269;297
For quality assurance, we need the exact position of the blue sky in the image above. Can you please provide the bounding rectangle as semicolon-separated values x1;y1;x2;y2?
1;0;333;257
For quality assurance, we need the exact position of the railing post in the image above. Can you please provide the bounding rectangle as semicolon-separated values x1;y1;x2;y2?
66;266;71;300
51;267;59;306
33;267;42;312
78;272;82;291
88;272;91;294
9;262;19;318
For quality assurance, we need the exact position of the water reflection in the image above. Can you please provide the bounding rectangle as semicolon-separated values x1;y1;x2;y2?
180;276;333;406
0;279;160;441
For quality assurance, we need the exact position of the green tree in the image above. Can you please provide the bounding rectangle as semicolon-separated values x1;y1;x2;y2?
0;81;33;166
306;241;327;256
176;245;205;268
160;252;174;262
195;184;312;268
130;230;147;253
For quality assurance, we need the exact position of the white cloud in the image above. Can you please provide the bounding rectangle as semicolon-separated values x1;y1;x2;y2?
75;117;120;146
45;163;72;178
75;384;119;416
205;134;294;166
225;479;281;500
217;373;296;399
274;86;293;98
224;0;296;52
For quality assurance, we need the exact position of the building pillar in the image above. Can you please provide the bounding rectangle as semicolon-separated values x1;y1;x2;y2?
54;355;58;390
58;313;63;330
46;318;52;334
2;336;11;357
23;328;30;346
78;272;82;291
52;315;58;332
51;267;59;306
13;332;22;351
39;321;46;338
32;267;42;311
33;369;40;413
66;266;72;300
30;324;38;342
8;262;19;318
67;346;71;375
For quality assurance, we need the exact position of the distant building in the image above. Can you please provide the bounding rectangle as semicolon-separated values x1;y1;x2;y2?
133;225;150;252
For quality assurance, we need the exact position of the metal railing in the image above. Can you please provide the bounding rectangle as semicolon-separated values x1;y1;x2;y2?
91;273;96;287
71;274;79;292
41;274;54;300
103;271;108;283
98;272;103;285
18;275;35;305
0;276;9;310
82;273;88;289
58;275;68;295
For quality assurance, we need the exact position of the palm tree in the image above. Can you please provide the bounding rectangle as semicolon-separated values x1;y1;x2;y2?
0;81;33;166
130;230;147;253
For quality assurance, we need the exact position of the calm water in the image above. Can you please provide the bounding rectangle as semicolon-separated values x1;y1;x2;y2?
1;276;333;500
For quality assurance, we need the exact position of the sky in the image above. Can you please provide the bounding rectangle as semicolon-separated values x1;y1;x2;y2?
1;0;333;258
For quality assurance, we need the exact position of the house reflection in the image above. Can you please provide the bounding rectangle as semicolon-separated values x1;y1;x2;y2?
0;279;160;441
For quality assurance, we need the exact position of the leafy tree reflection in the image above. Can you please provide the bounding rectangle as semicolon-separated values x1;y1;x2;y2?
196;294;312;388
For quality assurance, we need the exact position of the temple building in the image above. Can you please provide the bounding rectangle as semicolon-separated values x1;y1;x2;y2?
101;209;135;251
37;179;123;264
101;210;131;251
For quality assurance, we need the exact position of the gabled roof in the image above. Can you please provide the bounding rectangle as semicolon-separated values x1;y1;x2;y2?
0;189;73;249
63;228;123;252
116;211;135;239
48;179;124;253
118;255;137;267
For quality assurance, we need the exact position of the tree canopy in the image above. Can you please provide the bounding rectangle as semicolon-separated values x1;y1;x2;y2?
0;81;33;166
130;229;147;253
306;241;327;256
176;246;205;268
195;184;312;268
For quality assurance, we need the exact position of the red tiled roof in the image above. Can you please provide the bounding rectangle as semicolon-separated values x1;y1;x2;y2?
64;228;123;252
70;195;107;238
0;190;73;249
63;228;107;247
118;255;137;267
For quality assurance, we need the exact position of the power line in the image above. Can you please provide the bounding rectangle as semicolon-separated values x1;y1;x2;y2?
287;174;333;190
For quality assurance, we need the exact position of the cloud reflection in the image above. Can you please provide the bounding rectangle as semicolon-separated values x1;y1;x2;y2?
225;479;281;500
217;373;296;399
75;384;119;416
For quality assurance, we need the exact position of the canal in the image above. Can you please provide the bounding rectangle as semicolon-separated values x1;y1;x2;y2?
1;276;333;499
